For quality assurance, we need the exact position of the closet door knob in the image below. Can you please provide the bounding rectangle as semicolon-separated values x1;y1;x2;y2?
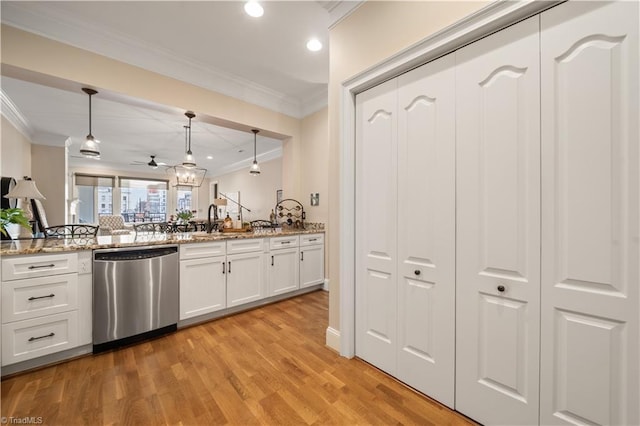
497;285;506;293
414;270;421;276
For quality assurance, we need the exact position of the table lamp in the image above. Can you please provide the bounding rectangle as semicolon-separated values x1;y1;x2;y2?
4;177;46;238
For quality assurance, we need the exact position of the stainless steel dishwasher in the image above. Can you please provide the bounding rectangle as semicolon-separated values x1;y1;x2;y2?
93;245;179;352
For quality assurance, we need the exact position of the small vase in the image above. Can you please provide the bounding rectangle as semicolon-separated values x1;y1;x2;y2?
5;223;21;240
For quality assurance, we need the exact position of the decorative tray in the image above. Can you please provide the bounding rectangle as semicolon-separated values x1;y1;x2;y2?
222;227;252;233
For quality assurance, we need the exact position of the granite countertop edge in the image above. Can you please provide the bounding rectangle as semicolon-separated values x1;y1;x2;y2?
0;229;325;256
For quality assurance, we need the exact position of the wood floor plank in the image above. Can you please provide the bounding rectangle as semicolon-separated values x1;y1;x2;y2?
1;290;476;426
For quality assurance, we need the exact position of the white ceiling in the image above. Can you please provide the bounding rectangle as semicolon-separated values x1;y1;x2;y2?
0;1;361;177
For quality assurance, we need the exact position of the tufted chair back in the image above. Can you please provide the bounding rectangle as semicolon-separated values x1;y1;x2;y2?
98;215;131;235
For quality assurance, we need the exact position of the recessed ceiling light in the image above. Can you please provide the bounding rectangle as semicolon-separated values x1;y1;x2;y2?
244;1;263;18
206;155;213;160
306;38;322;52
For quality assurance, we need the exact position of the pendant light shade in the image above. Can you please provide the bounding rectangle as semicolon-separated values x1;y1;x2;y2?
182;111;197;169
80;88;101;158
249;129;261;175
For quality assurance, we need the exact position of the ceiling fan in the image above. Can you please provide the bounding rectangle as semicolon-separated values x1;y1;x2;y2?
130;155;167;169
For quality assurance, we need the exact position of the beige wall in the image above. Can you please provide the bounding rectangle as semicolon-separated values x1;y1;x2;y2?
300;107;329;224
327;2;488;337
31;144;66;225
209;157;283;222
0;115;32;179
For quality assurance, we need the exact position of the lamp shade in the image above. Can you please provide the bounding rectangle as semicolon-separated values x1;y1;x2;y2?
4;179;45;200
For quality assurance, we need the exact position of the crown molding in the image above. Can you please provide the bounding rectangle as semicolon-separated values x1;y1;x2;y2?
318;1;364;29
0;89;33;140
301;87;329;117
1;3;326;119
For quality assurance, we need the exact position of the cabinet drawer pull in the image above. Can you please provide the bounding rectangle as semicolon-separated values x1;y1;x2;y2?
28;294;55;301
309;238;318;242
281;241;291;244
228;261;231;274
222;262;226;274
28;332;55;342
28;264;55;270
497;285;506;293
271;255;275;266
301;252;304;261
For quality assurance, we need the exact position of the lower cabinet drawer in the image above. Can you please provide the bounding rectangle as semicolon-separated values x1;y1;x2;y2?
2;311;79;366
2;273;78;323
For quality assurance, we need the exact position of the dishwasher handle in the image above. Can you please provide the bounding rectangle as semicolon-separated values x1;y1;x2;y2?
95;246;178;261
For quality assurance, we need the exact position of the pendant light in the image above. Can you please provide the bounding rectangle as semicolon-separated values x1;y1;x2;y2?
182;111;197;169
249;129;261;175
80;88;100;158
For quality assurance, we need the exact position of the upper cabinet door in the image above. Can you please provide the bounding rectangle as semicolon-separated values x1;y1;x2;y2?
396;53;456;408
540;2;639;425
355;78;399;374
455;15;541;426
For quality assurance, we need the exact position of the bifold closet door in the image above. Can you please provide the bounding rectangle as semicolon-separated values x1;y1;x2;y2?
355;78;398;375
455;15;541;426
355;53;456;406
396;54;456;408
540;1;639;425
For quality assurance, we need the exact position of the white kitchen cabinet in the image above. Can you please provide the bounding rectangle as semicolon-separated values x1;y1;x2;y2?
226;251;265;307
299;244;324;288
268;235;300;296
180;255;226;320
179;241;228;320
300;234;324;289
355;51;456;407
540;2;639;425
455;15;541;426
268;246;300;296
1;252;83;366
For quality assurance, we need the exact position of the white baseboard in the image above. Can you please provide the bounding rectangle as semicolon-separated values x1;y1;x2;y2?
323;278;329;292
325;326;340;352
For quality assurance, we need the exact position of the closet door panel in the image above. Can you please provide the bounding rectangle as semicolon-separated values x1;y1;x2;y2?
455;15;540;426
397;53;456;407
355;78;398;374
541;2;639;425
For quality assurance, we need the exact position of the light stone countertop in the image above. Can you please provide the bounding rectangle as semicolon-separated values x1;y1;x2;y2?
0;228;324;256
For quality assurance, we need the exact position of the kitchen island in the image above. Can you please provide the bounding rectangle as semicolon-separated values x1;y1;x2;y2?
0;228;325;375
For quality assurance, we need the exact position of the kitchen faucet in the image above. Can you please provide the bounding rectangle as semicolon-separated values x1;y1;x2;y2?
206;203;218;233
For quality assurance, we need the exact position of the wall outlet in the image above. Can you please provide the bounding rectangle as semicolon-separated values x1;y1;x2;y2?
78;256;92;275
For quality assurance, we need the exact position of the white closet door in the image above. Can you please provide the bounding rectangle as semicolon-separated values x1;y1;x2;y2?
396;53;456;407
540;1;639;425
355;78;398;374
455;16;541;425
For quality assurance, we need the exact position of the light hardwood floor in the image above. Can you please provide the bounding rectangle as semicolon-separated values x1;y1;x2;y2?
1;290;475;425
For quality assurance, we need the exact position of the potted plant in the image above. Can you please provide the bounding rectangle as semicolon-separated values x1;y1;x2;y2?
175;209;194;224
0;208;32;239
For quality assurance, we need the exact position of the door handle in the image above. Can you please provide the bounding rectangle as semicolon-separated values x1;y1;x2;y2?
228;261;231;274
222;262;226;274
28;264;55;270
28;294;55;301
28;332;55;342
301;251;304;261
271;255;274;266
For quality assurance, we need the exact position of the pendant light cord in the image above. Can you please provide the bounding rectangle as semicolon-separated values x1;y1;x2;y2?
88;92;92;136
187;116;192;154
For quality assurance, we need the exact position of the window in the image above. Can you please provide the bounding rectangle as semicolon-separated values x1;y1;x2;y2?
177;187;193;212
120;178;168;222
75;174;115;223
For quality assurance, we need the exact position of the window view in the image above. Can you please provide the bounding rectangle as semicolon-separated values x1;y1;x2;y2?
176;188;193;212
120;178;168;222
75;175;114;224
